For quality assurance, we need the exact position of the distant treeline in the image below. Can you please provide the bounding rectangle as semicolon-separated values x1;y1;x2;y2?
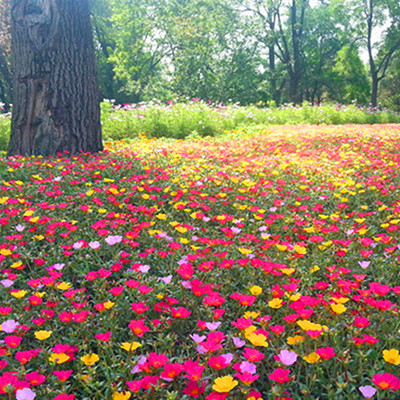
1;0;400;109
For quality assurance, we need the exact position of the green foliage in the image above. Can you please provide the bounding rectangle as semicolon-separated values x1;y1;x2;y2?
1;102;399;151
0;112;10;152
332;46;370;105
90;0;400;108
380;52;400;112
100;101;400;142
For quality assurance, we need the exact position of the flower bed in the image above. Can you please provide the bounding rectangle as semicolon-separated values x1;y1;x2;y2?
1;125;400;399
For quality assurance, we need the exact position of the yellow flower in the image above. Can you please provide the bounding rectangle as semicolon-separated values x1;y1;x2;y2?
175;226;187;233
268;298;283;309
293;245;307;255
288;293;301;302
34;330;52;340
121;342;142;352
243;311;260;319
383;349;400;365
113;392;131;400
0;248;12;256
287;335;305;345
245;332;269;347
11;290;28;299
303;352;320;363
331;297;349;304
49;353;70;364
297;320;327;332
81;353;100;366
156;213;167;220
212;376;239;393
238;248;252;255
10;261;23;269
281;268;295;275
56;282;72;291
330;303;347;314
103;301;115;309
250;286;262;295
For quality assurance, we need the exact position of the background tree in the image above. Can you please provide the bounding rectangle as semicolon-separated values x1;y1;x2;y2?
0;0;12;109
91;0;117;102
347;0;400;106
331;45;370;104
8;0;102;156
379;51;400;111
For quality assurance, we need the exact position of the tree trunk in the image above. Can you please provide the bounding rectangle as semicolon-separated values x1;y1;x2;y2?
370;74;378;107
268;44;280;105
8;0;102;156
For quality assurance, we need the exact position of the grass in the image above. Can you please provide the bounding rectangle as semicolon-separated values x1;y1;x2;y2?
1;101;399;152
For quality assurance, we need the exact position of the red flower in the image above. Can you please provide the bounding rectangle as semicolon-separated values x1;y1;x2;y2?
242;348;265;362
171;306;192;318
208;354;232;370
4;335;22;348
183;380;205;398
235;372;259;384
315;346;336;360
183;361;204;381
128;319;150;337
52;394;75;400
372;373;400;391
95;331;111;342
25;371;46;385
268;368;293;383
131;302;149;314
147;352;169;368
160;363;183;381
53;370;73;382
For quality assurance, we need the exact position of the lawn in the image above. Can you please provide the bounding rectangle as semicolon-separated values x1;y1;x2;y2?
1;124;400;399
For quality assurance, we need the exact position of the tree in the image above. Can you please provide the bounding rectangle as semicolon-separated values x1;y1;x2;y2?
346;0;400;106
8;0;102;156
105;0;171;103
379;51;400;111
331;45;369;104
91;0;118;101
0;0;12;109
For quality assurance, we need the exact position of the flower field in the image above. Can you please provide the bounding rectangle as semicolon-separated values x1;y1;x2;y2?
1;124;400;399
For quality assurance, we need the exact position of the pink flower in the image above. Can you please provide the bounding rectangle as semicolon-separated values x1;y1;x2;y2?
16;388;36;400
105;235;122;245
275;349;298;366
359;385;377;398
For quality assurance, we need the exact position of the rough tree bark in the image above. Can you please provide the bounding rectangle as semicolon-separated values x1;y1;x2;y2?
8;0;103;156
